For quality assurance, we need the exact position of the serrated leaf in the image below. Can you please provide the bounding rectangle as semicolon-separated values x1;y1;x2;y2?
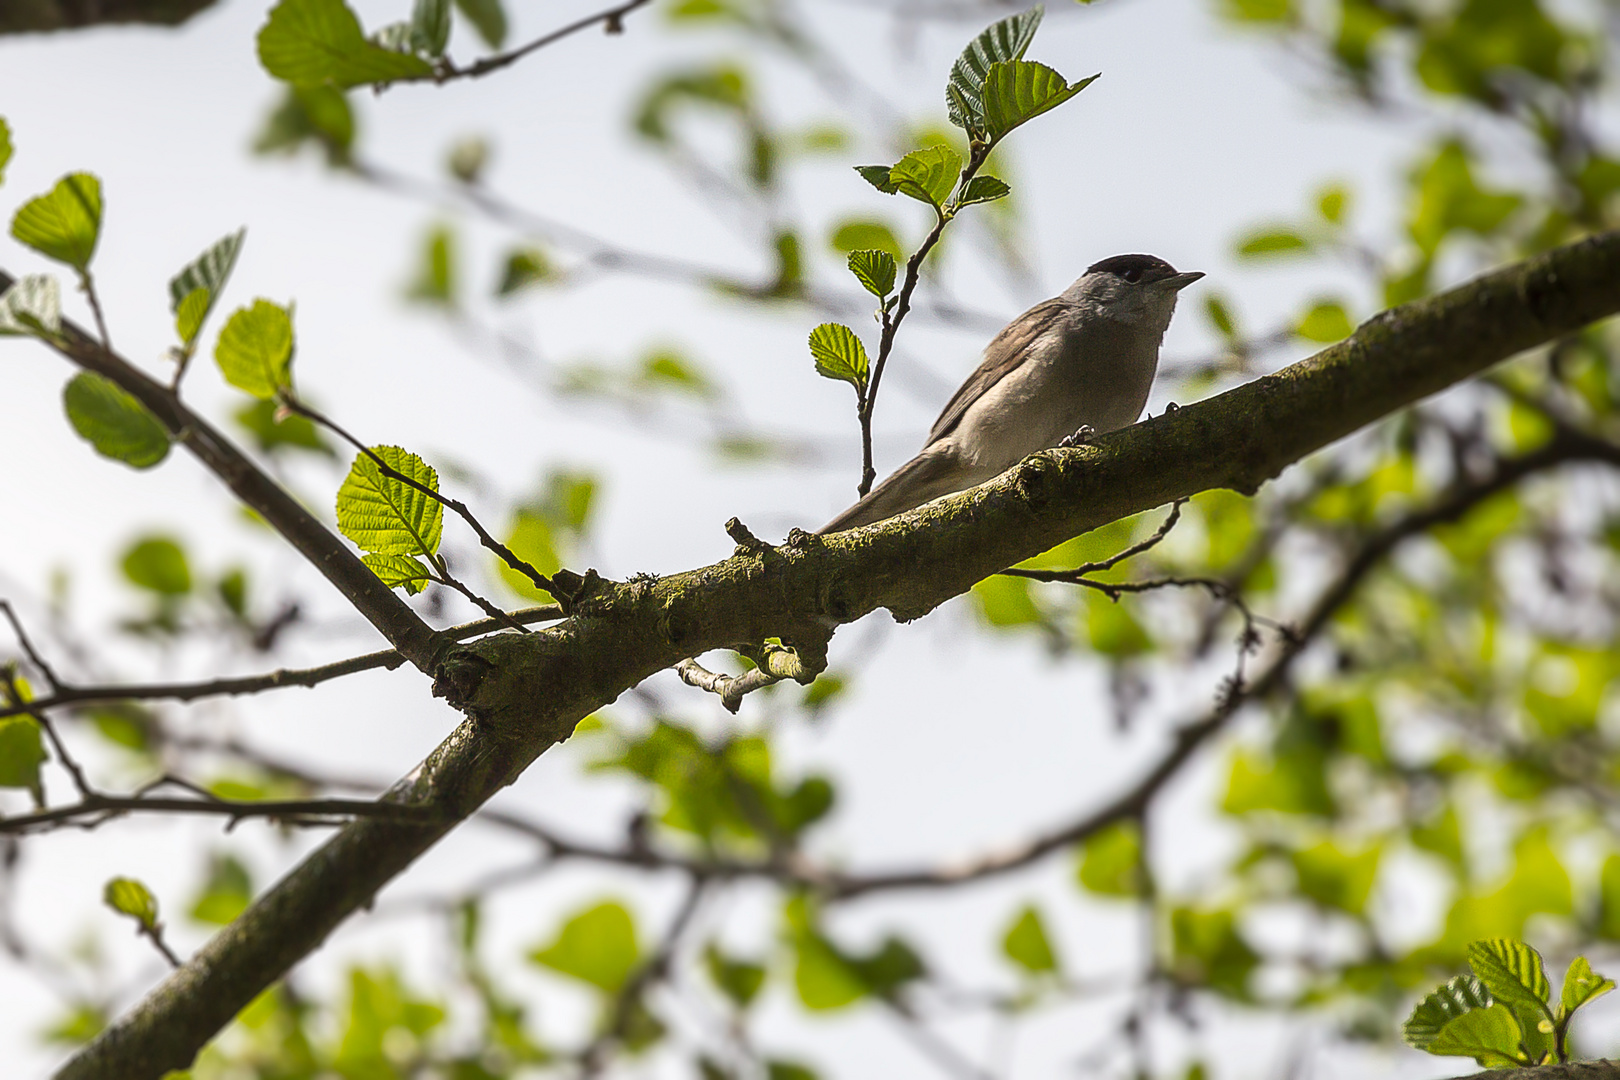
336;445;443;557
846;249;896;298
807;323;869;391
410;0;450;55
1404;974;1493;1050
215;300;295;399
1468;938;1552;1012
62;373;171;469
1559;955;1615;1019
887;145;962;209
1002;906;1059;975
454;0;507;48
981;60;1097;142
362;553;433;595
0;275;61;337
103;878;159;931
1427;1004;1526;1066
854;164;899;194
0;118;12;186
11;173;102;272
169;229;245;346
0;715;45;794
258;0;434;88
946;6;1044;134
958;174;1011;206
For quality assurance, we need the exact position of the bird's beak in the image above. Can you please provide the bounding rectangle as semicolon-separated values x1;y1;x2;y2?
1163;271;1205;291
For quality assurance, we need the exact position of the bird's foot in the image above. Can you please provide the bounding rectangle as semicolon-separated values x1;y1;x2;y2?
1057;425;1096;449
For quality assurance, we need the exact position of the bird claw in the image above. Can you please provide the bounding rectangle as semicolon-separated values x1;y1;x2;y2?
1057;425;1096;449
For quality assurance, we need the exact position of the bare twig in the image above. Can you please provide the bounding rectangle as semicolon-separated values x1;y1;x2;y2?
0;792;439;835
0;599;63;691
446;0;655;82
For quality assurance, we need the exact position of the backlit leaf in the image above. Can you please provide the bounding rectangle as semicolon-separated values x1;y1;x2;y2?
1426;1003;1526;1066
410;0;450;55
258;0;434;88
958;174;1011;206
1467;938;1551;1011
103;877;159;931
11;172;102;271
981;60;1097;142
121;536;191;595
807;323;869;391
886;145;961;208
361;553;433;595
1559;956;1615;1020
169;229;245;346
0;716;45;794
529;900;640;993
0;274;61;338
215;299;295;399
1002;905;1059;975
336;446;443;557
1404;974;1493;1050
62;373;171;469
946;6;1044;135
846;249;896;298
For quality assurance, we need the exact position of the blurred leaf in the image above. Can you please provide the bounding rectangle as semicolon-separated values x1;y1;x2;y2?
454;0;507;48
1415;0;1570;101
0;117;10;185
499;512;559;601
11;172;101;271
1204;293;1238;339
529;901;640;993
496;247;554;296
1222;744;1332;816
634;65;749;142
1296;300;1354;343
972;575;1042;628
945;6;1043;135
981;60;1097;142
410;0;450;55
1236;227;1311;258
406;224;456;306
253;85;355;163
846;249;896;298
84;703;156;752
103;877;159;931
335;967;446;1072
233;399;335;457
704;943;765;1009
1318;184;1350;224
1559;956;1615;1020
1404;973;1493;1050
215;299;295;399
63;373;171;469
122;537;191;595
766;1062;819;1080
445;136;490;184
1292;840;1381;914
0;716;45;795
1222;0;1291;21
1408;141;1521;256
257;0;434;87
1082;590;1151;656
1599;855;1620;940
807;323;869;391
639;349;715;398
829;219;902;259
188;854;253;926
1077;820;1143;897
41;1003;105;1047
1002;905;1059;975
1413;800;1466;869
336;446;443;557
1169;906;1258;1000
0;274;62;338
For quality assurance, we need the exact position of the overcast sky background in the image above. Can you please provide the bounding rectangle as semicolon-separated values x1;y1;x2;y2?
0;0;1589;1075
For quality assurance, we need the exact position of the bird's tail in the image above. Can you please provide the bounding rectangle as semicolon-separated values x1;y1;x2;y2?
818;448;960;534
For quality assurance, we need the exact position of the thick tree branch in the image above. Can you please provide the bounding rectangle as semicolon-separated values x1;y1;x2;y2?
0;0;214;33
54;231;1620;1080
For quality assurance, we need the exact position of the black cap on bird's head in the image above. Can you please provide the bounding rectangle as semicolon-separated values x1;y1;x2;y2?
1085;254;1204;290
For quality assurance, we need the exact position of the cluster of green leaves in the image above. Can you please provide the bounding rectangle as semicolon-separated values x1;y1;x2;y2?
1404;939;1614;1066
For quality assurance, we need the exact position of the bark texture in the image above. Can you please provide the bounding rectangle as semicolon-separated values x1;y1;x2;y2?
0;0;217;33
52;230;1620;1078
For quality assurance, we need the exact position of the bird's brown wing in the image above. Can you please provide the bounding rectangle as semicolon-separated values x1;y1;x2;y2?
925;298;1068;446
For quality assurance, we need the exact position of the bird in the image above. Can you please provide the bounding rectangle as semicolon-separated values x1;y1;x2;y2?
819;254;1203;534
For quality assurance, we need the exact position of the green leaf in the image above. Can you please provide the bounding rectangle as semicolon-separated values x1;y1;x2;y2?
1559;956;1615;1020
958;174;1011;206
1001;905;1059;975
103;877;159;931
361;553;433;594
187;854;253;926
410;0;450;55
854;164;900;194
765;1062;819;1080
253;85;356;163
807;323;869;391
496;247;555;296
1204;293;1238;339
887;145;962;208
1290;840;1381;914
122;537;191;595
846;249;896;298
1296;300;1353;343
1076;821;1143;897
169;228;245;346
336;446;444;557
829;219;902;259
215;299;295;399
1468;938;1551;1013
1236;228;1312;258
258;0;434;88
0;274;62;337
11;172;102;271
233;399;335;457
1317;183;1350;224
1404;974;1494;1050
704;943;765;1009
981;60;1098;142
0;715;45;794
946;6;1044;135
406;225;456;305
0;117;12;186
62;373;171;469
454;0;507;48
1427;1003;1527;1066
529;900;640;993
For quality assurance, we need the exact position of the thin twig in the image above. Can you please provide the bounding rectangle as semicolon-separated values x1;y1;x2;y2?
449;0;655;81
0;600;63;691
0;605;563;722
0;793;440;835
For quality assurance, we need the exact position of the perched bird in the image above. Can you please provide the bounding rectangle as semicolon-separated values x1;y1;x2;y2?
820;254;1203;533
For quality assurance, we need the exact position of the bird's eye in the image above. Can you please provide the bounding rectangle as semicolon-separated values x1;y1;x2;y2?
1122;268;1142;284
